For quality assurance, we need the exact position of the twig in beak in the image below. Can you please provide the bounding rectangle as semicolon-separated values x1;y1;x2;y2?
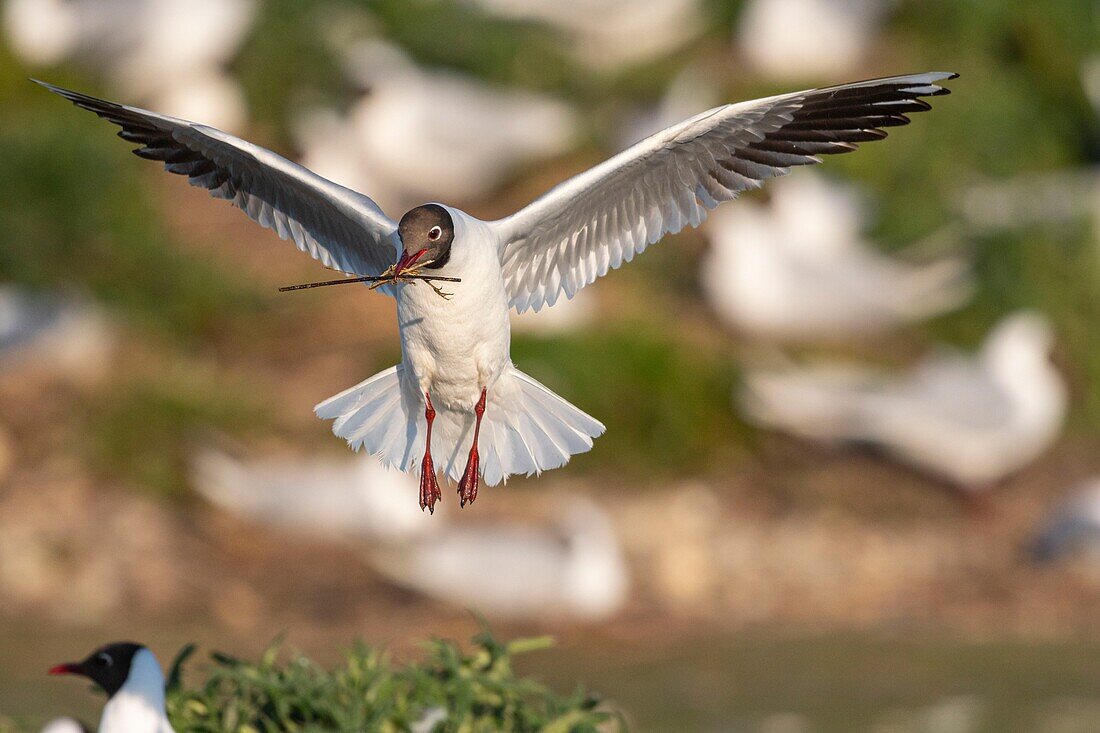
279;271;460;294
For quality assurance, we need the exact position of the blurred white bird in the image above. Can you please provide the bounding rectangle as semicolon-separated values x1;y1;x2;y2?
737;0;892;80
49;643;173;733
509;288;595;335
1083;55;1100;117
465;0;703;70
961;62;1100;243
367;496;628;619
3;0;254;130
192;448;441;543
41;71;955;512
740;311;1067;489
39;719;88;733
701;174;972;341
1032;479;1100;564
295;40;578;214
0;286;114;382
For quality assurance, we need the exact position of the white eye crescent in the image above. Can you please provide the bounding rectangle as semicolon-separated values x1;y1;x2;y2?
97;653;113;667
428;226;442;241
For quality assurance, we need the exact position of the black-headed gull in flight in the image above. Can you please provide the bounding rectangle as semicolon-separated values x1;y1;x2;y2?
49;642;174;733
37;72;956;511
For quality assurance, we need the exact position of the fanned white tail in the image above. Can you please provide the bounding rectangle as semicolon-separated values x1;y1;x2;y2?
315;365;604;486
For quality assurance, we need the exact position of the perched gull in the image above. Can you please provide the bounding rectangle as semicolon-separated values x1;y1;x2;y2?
4;0;254;131
1032;479;1100;564
464;0;704;70
191;448;441;542
701;173;972;341
736;0;891;80
740;311;1066;489
295;40;578;214
367;497;628;620
49;642;174;733
39;71;956;511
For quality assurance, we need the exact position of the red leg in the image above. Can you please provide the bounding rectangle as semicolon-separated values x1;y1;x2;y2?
419;392;442;513
457;388;487;507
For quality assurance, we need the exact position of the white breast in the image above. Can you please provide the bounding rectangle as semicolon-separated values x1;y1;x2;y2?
98;649;173;733
395;208;511;412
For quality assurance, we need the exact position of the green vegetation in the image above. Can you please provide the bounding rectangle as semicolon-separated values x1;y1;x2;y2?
163;631;619;732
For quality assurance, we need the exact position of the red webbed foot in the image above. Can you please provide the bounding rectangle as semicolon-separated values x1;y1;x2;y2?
457;387;487;508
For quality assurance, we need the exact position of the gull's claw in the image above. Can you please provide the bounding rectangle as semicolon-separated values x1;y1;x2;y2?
426;281;453;299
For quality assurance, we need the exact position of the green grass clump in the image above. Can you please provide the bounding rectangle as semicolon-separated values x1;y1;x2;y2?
165;630;621;732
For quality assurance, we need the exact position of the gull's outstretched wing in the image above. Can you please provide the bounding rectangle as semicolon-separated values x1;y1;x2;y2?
36;81;400;284
492;72;957;313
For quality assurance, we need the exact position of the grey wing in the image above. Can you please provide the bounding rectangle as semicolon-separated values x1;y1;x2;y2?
35;80;400;285
491;72;957;313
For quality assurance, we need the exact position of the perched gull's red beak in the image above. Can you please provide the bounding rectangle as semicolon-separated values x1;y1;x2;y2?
48;663;80;676
394;248;428;277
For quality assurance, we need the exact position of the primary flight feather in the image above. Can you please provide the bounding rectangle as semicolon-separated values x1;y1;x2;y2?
36;71;957;511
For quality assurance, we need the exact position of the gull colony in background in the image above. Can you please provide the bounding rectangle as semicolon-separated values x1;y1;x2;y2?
740;311;1067;491
190;449;629;620
701;172;972;342
294;39;579;216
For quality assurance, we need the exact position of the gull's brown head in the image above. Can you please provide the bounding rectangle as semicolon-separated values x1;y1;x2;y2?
396;204;454;276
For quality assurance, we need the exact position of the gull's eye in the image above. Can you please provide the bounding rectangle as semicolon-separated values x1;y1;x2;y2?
428;226;442;241
97;653;113;667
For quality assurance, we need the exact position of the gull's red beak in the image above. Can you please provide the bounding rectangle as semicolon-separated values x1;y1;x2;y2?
394;248;428;277
49;663;80;676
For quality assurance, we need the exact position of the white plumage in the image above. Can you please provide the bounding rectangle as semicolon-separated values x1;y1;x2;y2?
701;173;972;341
97;649;173;733
50;645;173;733
37;71;956;507
740;311;1067;489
